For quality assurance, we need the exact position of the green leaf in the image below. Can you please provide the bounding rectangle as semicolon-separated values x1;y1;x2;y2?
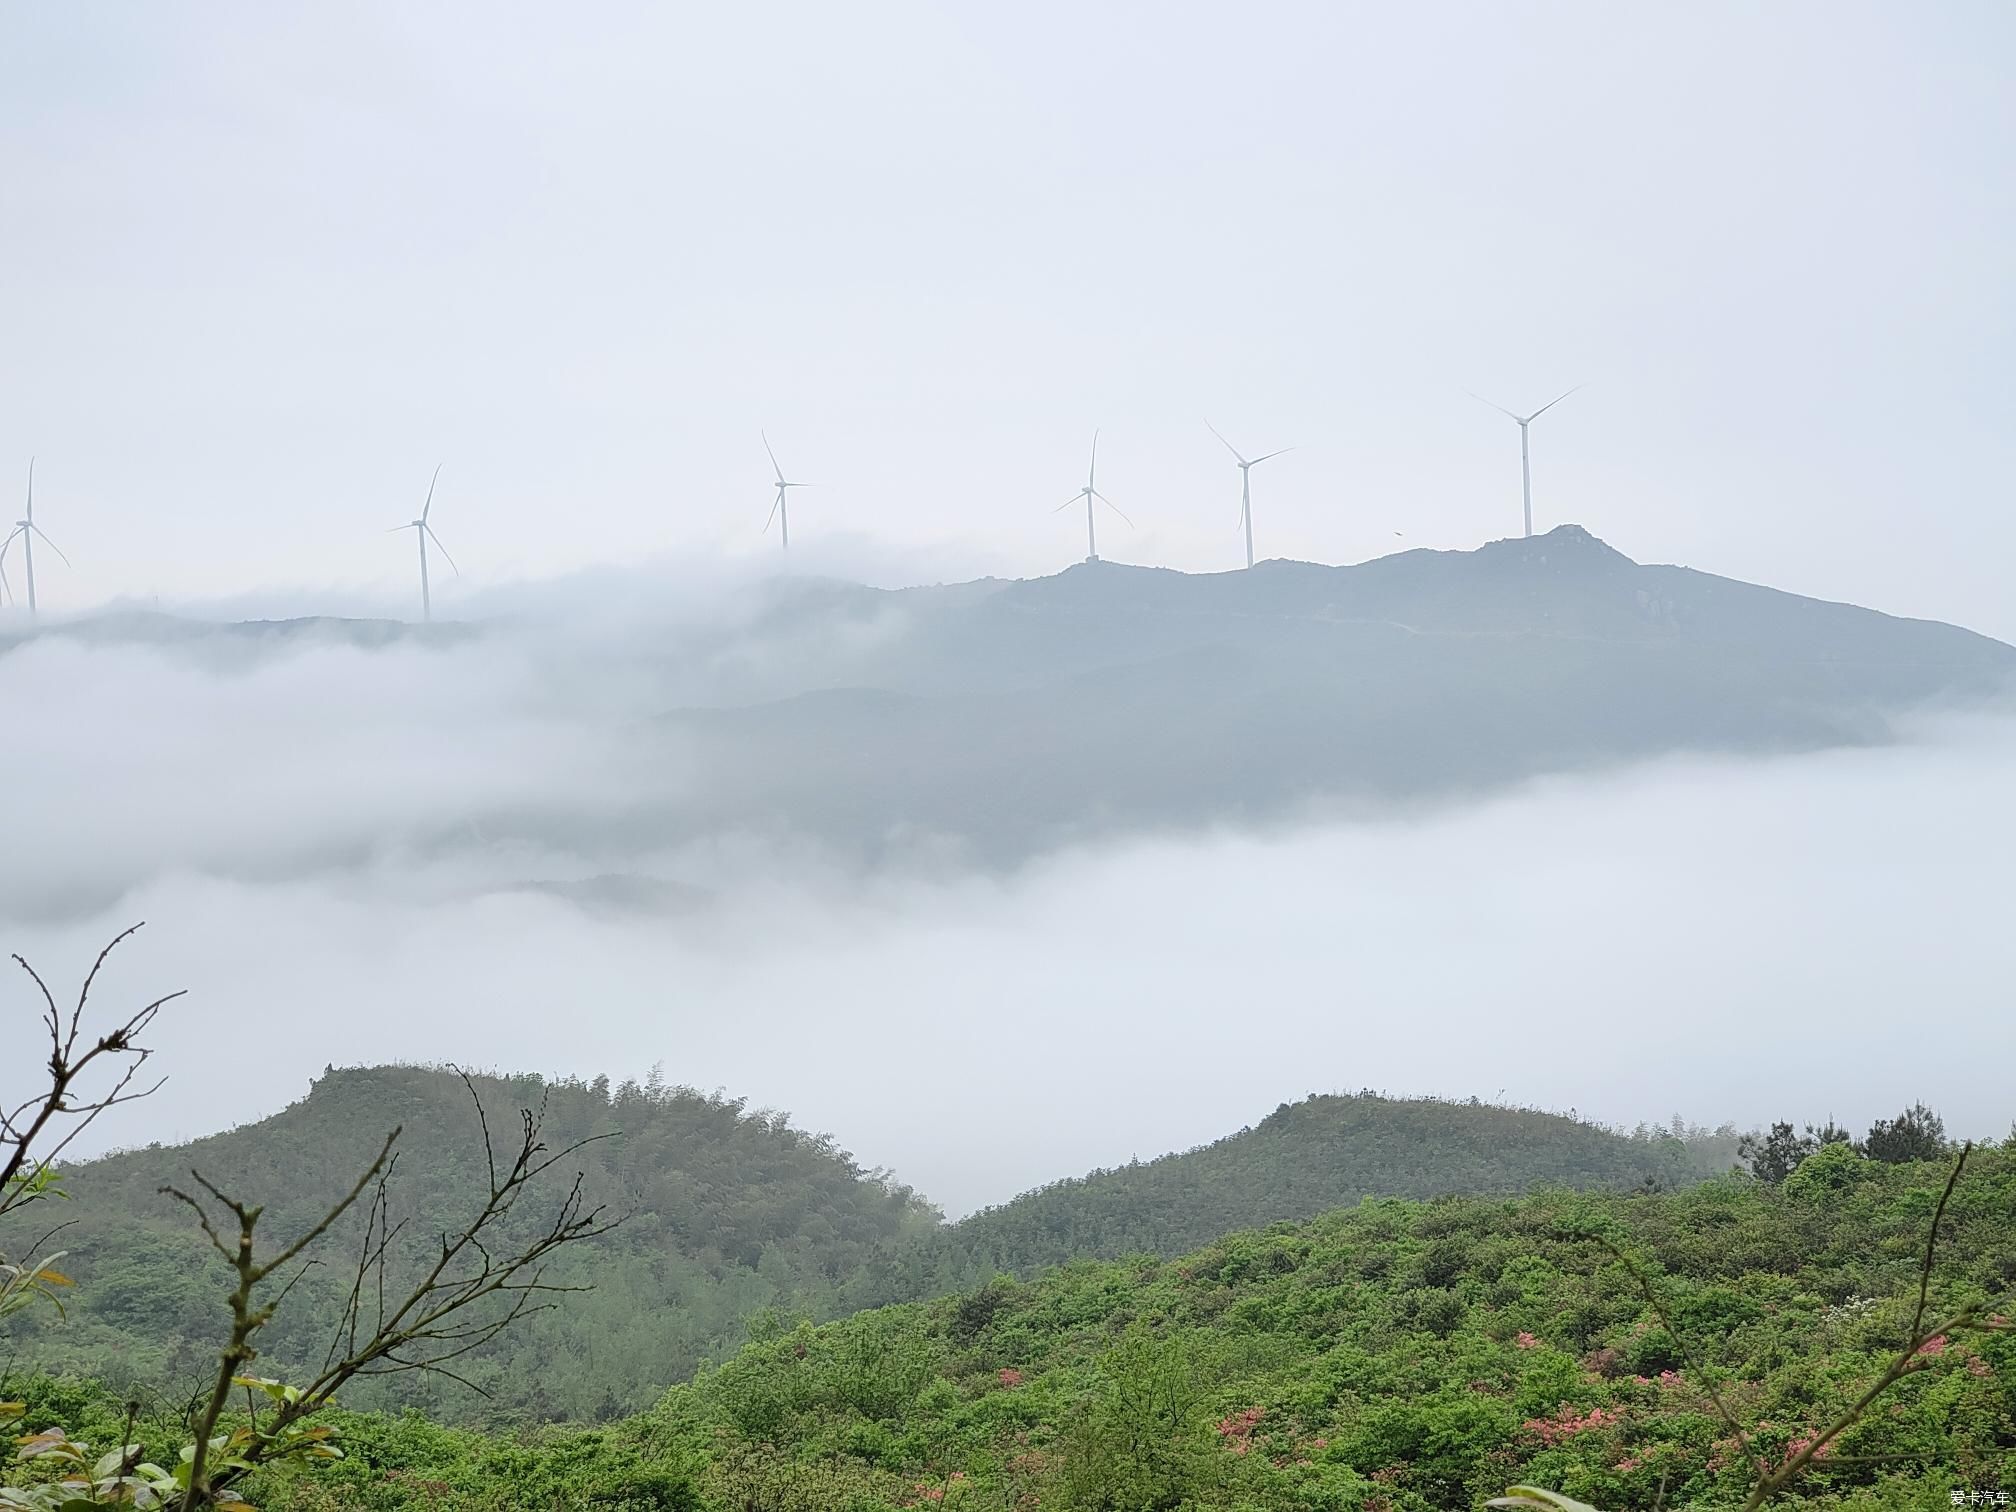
230;1376;300;1406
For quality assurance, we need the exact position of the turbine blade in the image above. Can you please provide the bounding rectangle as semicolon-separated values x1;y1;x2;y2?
1094;491;1133;527
30;525;71;566
762;430;785;483
421;462;443;522
765;495;781;532
1088;428;1099;489
1463;389;1521;422
387;523;414;533
1249;446;1296;466
1054;495;1081;512
24;456;33;520
1528;382;1587;420
1193;417;1241;465
424;523;458;574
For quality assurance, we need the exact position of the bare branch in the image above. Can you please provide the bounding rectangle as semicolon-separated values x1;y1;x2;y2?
158;1074;622;1508
3;927;179;1229
1595;1232;1766;1481
1741;1143;1987;1510
1908;1144;1968;1345
255;1129;400;1282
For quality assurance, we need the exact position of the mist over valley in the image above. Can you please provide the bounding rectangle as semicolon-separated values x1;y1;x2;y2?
5;531;2010;1214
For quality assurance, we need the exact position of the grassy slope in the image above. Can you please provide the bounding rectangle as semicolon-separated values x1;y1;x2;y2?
19;1146;2005;1511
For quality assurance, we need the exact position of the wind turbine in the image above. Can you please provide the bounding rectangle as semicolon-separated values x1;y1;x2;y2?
762;432;810;550
1054;430;1130;563
388;464;456;623
0;460;71;617
1465;384;1585;538
1205;423;1293;569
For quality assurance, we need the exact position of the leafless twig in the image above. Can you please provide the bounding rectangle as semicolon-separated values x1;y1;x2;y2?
2;925;180;1221
164;1074;619;1509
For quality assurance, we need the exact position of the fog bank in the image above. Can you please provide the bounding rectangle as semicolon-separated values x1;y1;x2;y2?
7;721;2009;1216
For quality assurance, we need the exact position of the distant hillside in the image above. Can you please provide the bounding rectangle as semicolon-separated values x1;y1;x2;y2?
2;1070;1740;1426
0;1065;937;1424
8;529;2009;887
656;526;2015;861
873;1093;1731;1295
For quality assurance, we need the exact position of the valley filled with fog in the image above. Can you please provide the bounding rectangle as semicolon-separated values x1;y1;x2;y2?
6;554;2010;1216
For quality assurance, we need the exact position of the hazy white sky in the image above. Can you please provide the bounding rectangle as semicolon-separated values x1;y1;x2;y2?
3;3;2013;636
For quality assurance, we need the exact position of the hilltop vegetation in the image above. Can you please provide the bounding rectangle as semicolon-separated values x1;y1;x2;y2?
0;1065;937;1423
18;1145;2007;1510
878;1095;1737;1297
1;1071;1733;1426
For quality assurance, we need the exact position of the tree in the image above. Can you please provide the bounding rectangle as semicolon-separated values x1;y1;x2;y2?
2;927;614;1511
2;925;176;1325
1862;1102;1946;1164
1737;1118;1862;1183
1735;1122;1813;1184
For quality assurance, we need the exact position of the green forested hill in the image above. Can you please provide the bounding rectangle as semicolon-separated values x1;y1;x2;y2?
0;1072;1735;1427
870;1094;1736;1299
0;1065;938;1423
20;1146;2007;1510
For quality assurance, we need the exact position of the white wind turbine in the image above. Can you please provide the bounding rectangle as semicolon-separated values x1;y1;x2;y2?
762;432;810;550
0;460;71;617
1465;384;1585;538
1205;423;1293;569
1055;430;1130;563
388;464;456;622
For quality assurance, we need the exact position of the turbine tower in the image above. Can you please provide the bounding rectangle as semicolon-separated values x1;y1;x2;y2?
763;432;809;550
1466;385;1585;538
389;464;456;623
0;459;71;617
1054;430;1130;563
1206;423;1292;569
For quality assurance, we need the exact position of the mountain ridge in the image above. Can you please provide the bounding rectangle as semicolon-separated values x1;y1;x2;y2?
1;1064;1731;1424
7;527;2009;898
4;526;2009;655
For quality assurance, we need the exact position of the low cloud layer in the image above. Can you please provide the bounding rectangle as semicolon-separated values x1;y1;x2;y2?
4;601;2009;1215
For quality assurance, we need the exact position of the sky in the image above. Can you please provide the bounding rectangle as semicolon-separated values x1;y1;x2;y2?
3;5;2014;1218
2;2;2014;638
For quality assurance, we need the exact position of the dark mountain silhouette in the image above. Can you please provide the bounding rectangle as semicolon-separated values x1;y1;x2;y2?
651;526;2013;859
6;528;2008;876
